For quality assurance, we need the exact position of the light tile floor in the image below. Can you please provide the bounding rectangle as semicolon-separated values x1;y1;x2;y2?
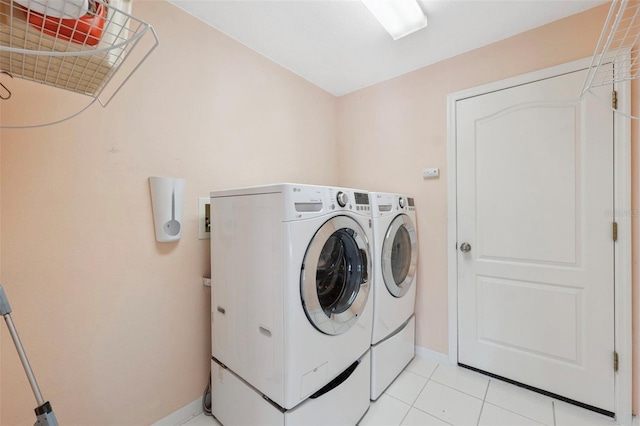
180;354;618;426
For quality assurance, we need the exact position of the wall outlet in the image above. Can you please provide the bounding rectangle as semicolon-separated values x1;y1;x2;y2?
423;167;440;179
199;197;211;240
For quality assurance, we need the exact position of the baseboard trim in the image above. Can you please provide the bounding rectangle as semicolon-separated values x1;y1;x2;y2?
151;397;202;426
415;345;450;365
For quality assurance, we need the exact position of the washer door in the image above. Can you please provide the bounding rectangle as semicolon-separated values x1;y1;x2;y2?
382;214;417;298
301;215;371;335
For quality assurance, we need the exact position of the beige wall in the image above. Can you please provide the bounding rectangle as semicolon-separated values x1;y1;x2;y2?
0;93;2;425
2;1;638;424
336;1;640;408
0;1;338;424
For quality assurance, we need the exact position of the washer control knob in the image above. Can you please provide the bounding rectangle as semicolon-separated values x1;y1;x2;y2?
398;197;406;209
336;191;348;207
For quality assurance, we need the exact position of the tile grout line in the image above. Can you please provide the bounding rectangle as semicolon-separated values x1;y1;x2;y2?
429;378;487;401
409;375;430;406
475;379;491;426
383;392;415;406
431;361;492;400
430;371;551;425
401;364;440;382
403;363;440;413
481;380;555;426
397;404;412;425
406;363;453;426
483;381;490;402
394;362;440;426
427;363;440;380
406;404;455;426
371;359;610;426
482;401;550;426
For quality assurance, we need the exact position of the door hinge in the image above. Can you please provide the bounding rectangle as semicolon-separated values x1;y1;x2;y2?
613;222;618;242
614;351;619;372
612;91;618;109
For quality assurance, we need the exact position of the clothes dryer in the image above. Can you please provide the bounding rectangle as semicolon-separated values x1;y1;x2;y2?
209;183;373;424
369;192;418;400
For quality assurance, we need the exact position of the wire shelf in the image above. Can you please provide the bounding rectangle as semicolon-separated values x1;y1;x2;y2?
582;0;639;118
0;0;158;126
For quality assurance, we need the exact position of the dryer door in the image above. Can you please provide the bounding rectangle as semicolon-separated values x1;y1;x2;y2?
301;215;371;335
382;214;417;298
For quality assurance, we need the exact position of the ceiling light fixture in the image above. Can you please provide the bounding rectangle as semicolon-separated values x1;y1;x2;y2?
361;0;428;41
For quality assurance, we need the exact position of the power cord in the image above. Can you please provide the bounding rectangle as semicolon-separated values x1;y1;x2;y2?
202;371;213;416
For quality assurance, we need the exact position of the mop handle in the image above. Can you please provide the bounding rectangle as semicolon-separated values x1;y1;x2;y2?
0;285;45;406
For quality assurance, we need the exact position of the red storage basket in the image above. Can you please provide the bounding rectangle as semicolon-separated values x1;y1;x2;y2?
26;2;107;46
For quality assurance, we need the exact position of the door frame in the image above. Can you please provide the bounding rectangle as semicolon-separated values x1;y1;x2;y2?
446;55;632;425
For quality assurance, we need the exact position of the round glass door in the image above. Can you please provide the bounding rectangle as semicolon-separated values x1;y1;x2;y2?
301;216;371;335
382;214;417;298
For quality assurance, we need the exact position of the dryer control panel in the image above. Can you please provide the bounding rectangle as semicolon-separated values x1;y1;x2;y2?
370;192;415;218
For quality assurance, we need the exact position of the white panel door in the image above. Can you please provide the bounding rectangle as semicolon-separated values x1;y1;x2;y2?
456;69;615;412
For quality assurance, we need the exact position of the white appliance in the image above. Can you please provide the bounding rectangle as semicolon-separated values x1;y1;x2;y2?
211;351;370;425
369;192;418;400
209;183;374;424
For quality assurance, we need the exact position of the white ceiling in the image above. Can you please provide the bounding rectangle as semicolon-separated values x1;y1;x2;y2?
169;0;607;96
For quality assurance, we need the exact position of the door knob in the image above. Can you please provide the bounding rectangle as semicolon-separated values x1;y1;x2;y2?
460;242;471;253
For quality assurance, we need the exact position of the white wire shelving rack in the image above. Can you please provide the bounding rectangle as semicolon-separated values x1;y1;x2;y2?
0;0;158;127
582;0;640;119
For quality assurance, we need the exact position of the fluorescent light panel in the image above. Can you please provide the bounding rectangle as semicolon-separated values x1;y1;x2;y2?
362;0;428;40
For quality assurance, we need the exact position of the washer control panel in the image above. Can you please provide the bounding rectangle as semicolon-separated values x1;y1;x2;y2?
354;192;370;213
407;197;415;212
325;187;370;216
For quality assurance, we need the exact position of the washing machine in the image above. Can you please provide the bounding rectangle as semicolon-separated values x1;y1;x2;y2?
209;183;373;424
369;192;418;400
